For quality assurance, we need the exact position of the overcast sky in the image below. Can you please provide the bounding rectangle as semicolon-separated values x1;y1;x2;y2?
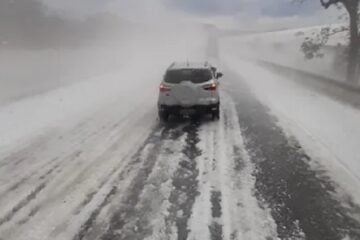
43;0;342;30
44;0;321;16
170;0;322;16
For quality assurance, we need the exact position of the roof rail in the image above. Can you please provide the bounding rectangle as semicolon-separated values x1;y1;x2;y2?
168;62;176;69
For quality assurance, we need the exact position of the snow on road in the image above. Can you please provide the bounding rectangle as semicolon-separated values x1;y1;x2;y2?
189;94;277;240
0;90;277;240
222;54;360;205
0;95;158;239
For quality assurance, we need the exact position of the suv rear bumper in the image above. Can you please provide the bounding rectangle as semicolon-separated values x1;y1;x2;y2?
158;103;219;114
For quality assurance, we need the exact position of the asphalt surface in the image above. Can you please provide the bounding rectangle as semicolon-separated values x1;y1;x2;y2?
225;69;360;240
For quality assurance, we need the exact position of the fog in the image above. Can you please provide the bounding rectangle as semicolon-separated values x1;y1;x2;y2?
0;0;344;106
0;0;211;149
0;0;349;144
0;0;207;105
0;0;349;141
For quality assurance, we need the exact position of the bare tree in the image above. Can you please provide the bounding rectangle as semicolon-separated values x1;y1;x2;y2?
300;0;359;84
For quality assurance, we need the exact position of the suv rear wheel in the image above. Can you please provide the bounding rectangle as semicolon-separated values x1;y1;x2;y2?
212;105;220;120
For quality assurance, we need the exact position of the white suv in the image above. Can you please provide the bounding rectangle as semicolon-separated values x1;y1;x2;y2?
158;62;223;121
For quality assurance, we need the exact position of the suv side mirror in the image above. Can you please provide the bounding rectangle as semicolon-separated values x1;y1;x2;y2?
216;72;223;79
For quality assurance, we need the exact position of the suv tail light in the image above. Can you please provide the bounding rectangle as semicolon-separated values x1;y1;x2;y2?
203;83;217;91
160;83;171;92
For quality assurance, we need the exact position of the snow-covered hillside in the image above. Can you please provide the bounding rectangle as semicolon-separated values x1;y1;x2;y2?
221;25;348;81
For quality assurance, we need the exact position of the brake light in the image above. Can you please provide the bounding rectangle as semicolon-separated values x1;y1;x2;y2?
160;83;171;92
203;83;217;91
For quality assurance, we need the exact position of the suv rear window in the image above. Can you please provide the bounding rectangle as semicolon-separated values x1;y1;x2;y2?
164;69;213;84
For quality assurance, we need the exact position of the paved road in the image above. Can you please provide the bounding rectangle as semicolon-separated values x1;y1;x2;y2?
1;63;360;240
225;69;360;240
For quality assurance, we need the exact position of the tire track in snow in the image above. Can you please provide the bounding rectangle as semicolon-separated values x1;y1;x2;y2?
210;191;223;240
190;93;277;240
211;191;222;218
206;120;224;240
0;151;78;201
72;128;161;240
99;125;185;240
209;222;223;240
0;94;159;240
47;112;158;239
0;127;92;197
0;182;46;226
165;121;201;240
73;186;117;240
0;135;51;169
100;124;186;240
72;187;105;217
0;108;157;239
0;115;112;194
0;100;133;197
0;156;59;197
0;150;83;228
0;150;81;223
73;123;185;240
69;139;144;219
16;205;40;226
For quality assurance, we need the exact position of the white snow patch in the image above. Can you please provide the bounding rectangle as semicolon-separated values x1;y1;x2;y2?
218;94;278;240
189;94;278;240
220;24;348;82
187;122;213;240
